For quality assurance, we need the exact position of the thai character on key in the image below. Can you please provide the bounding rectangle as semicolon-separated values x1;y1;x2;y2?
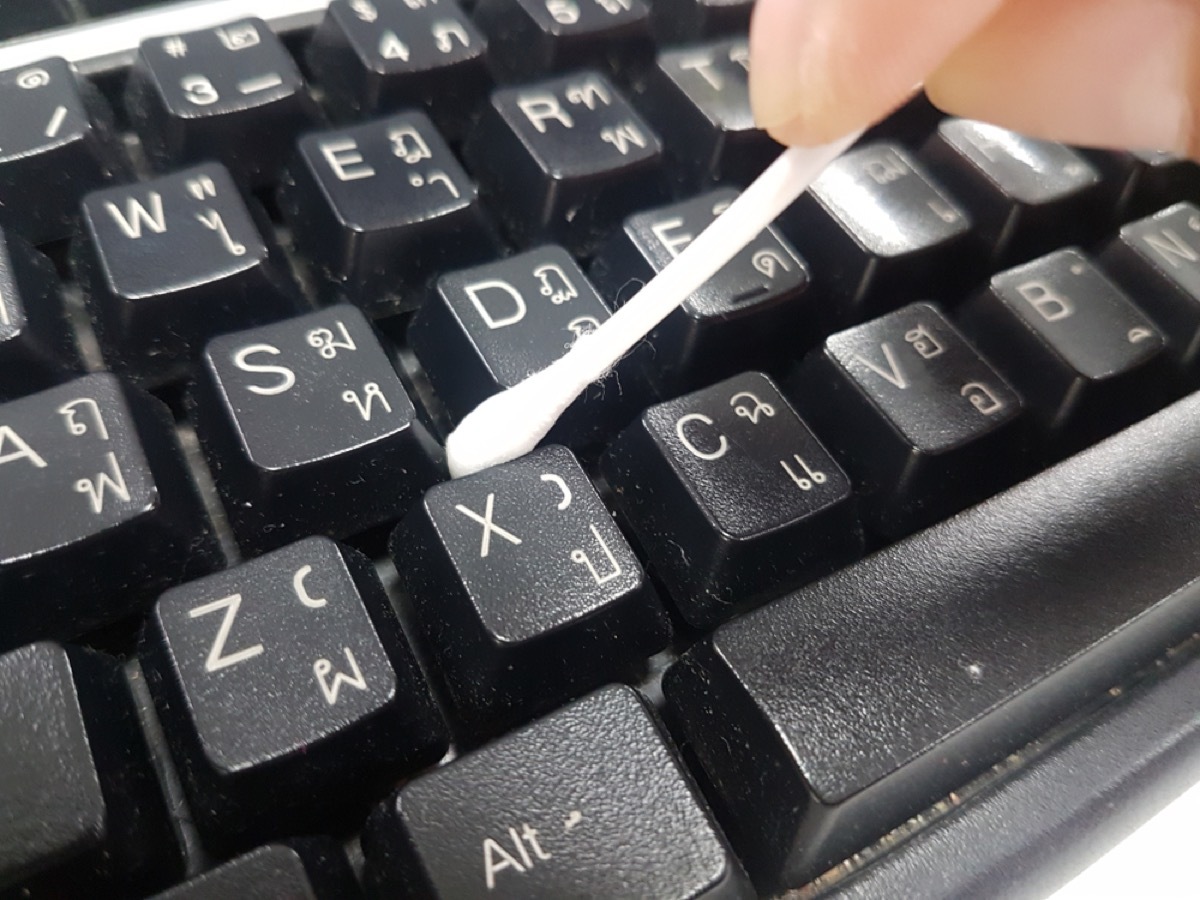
307;321;357;359
389;125;432;164
729;391;776;425
864;151;908;185
409;171;461;198
595;0;632;13
904;324;945;360
546;0;581;25
565;316;601;349
570;524;622;586
961;382;1005;416
58;398;109;441
751;249;790;280
432;20;470;54
533;263;578;305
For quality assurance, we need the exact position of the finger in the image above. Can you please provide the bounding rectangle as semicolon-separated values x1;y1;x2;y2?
926;0;1200;155
749;0;1005;146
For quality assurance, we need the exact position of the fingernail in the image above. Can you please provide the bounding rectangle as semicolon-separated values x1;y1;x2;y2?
749;0;820;133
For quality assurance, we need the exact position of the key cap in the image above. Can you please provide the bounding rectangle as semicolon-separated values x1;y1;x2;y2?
463;71;667;255
960;249;1169;449
391;446;669;734
651;0;753;42
921;119;1106;266
663;391;1200;891
73;163;302;386
0;2;71;41
590;189;818;395
793;303;1026;538
279;112;495;315
124;19;321;186
1101;203;1200;381
602;372;860;629
473;0;654;82
141;536;448;850
0;374;221;650
1091;149;1200;222
0;58;130;244
306;0;489;137
189;306;442;555
410;247;646;447
632;39;779;189
0;227;82;401
151;840;359;899
779;142;975;315
0;642;181;896
362;685;751;898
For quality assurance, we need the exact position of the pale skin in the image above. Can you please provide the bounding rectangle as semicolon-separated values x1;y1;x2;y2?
749;0;1200;157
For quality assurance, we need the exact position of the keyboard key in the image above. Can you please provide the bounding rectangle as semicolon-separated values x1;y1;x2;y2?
410;247;645;447
602;372;861;629
663;392;1200;890
0;642;181;896
189;306;442;554
651;0;753;42
74;163;302;386
151;840;359;899
633;38;780;189
362;685;751;898
391;446;669;734
590;189;817;394
306;0;489;137
779;142;975;315
0;374;220;650
0;227;82;401
279;112;495;315
960;249;1169;448
1091;149;1200;222
0;58;130;244
793;303;1026;537
141;536;448;850
1101;203;1200;379
464;71;667;254
124;19;320;186
473;0;654;82
921;119;1105;265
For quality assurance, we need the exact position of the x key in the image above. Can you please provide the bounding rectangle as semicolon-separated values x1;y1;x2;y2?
454;493;522;559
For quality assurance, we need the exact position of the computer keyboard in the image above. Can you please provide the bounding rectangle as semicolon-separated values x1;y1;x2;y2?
0;1;1198;897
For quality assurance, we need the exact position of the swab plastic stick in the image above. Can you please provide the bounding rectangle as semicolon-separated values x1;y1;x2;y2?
444;130;864;478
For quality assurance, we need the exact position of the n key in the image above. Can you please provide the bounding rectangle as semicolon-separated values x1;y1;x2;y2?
0;374;221;650
141;537;448;850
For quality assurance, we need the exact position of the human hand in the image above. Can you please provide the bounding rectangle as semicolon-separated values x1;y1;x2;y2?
750;0;1199;156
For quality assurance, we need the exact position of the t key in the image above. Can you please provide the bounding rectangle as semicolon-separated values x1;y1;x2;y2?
795;303;1027;538
141;536;448;850
0;58;131;243
0;374;220;650
74;163;301;386
189;306;442;554
391;445;670;735
464;71;667;254
603;372;861;629
125;19;320;186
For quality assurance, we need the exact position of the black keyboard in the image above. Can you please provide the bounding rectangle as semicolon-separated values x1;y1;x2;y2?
1;2;1199;898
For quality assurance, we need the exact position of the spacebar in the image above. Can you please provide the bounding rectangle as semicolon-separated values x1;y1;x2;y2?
664;391;1200;893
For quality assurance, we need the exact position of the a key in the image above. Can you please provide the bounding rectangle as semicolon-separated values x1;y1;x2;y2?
73;163;302;386
1101;203;1200;380
150;840;359;899
390;446;669;735
779;142;975;315
279;112;495;315
409;247;647;447
0;642;181;896
124;19;321;186
141;536;448;850
793;303;1026;538
651;0;753;42
0;58;130;244
602;372;861;629
0;374;221;650
960;249;1169;449
473;0;654;82
305;0;489;137
362;685;751;898
1089;149;1200;222
189;305;442;555
590;189;817;395
463;70;667;255
0;2;72;41
0;227;82;401
633;38;779;189
921;119;1106;266
663;392;1200;890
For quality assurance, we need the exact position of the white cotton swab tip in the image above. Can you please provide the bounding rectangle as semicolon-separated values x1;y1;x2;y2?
444;130;865;479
